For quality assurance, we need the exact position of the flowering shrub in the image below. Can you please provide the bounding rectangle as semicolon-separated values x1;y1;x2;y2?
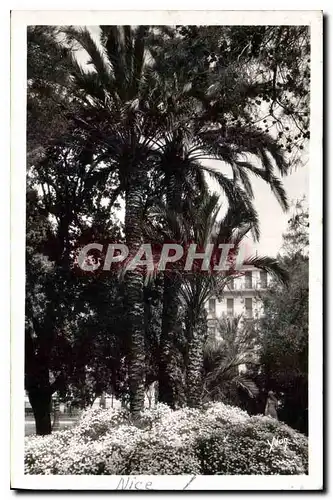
75;407;130;441
195;418;308;475
25;402;308;475
125;439;201;475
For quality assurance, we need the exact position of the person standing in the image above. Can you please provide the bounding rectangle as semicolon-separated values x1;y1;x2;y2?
265;391;279;419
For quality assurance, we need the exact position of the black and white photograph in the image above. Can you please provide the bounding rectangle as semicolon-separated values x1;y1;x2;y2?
10;9;323;491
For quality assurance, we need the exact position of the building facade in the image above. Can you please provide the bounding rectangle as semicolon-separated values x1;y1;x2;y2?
206;266;269;338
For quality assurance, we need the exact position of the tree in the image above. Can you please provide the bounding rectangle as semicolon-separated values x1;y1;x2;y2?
147;192;288;407
27;26;79;165
27;25;158;418
25;141;124;433
62;25;308;413
25;187;71;434
143;25;311;407
59;25;179;414
155;25;310;165
26;26;123;433
180;196;288;407
258;201;309;433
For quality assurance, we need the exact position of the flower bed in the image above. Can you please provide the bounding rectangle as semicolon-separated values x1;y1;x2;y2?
25;402;308;475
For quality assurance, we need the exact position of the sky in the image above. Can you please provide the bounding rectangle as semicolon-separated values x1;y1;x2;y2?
246;163;308;257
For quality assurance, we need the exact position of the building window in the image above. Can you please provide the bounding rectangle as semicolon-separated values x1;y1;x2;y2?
245;297;253;318
245;271;252;289
260;270;268;288
229;278;234;290
208;298;216;314
227;298;234;317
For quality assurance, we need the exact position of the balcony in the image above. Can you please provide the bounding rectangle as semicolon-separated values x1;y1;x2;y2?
223;282;268;293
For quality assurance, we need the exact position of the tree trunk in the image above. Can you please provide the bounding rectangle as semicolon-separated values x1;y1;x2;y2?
52;395;60;431
28;387;52;435
99;392;106;409
158;274;181;408
186;309;208;408
25;303;60;436
124;168;146;416
158;173;183;408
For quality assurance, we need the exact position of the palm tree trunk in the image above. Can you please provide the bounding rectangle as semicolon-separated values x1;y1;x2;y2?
159;173;183;407
124;168;146;416
158;274;180;408
186;308;208;408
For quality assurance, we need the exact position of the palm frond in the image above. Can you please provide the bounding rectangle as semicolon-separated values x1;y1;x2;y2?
235;161;289;211
101;26;127;93
64;27;113;89
200;166;261;241
234;376;259;398
243;255;289;284
132;26;149;94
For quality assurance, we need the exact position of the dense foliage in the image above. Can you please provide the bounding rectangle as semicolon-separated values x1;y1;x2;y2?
25;403;308;475
257;201;309;433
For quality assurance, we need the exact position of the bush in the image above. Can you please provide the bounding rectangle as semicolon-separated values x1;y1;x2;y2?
195;417;308;475
25;402;308;475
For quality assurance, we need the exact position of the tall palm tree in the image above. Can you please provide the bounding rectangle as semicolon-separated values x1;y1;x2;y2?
61;26;162;414
139;45;290;404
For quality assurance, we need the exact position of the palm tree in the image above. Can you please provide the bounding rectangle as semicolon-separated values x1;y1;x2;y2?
60;26;164;414
149;192;288;408
144;114;290;407
202;316;260;405
139;47;290;405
